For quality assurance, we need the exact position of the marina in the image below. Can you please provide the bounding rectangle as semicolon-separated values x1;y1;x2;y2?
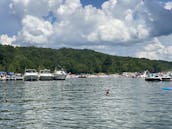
0;0;172;128
1;69;172;82
0;68;68;81
145;73;162;81
144;71;172;82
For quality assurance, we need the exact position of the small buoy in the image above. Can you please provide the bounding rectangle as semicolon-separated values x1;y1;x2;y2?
106;89;110;96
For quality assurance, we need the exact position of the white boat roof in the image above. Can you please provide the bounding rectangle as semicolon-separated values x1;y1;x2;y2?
25;69;37;72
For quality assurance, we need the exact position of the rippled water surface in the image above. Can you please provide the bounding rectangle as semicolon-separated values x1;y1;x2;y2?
1;77;172;129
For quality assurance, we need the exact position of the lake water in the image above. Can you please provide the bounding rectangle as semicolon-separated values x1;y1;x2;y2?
0;77;172;129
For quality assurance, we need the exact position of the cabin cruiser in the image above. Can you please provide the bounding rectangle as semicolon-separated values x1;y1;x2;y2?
53;69;67;80
161;73;171;81
24;69;39;81
0;76;6;81
15;73;24;80
0;71;6;81
145;73;162;81
6;72;15;81
39;69;53;81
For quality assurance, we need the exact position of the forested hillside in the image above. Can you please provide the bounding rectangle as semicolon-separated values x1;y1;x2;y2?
0;45;172;74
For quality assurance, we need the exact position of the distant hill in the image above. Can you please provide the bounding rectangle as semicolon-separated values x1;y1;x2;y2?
0;45;172;74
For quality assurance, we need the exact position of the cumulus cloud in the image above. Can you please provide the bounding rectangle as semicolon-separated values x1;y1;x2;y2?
18;15;53;45
136;37;172;61
9;0;49;18
0;34;16;46
0;0;171;61
164;1;172;10
53;0;150;45
8;0;152;46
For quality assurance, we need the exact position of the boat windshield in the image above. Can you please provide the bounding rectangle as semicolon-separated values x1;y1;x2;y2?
26;69;37;73
40;70;50;73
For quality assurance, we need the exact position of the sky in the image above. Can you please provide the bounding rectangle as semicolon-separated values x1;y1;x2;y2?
0;0;172;61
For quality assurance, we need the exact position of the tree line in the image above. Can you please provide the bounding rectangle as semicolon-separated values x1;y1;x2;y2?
0;45;172;74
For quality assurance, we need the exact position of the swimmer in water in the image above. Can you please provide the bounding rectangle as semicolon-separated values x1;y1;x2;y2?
106;89;110;96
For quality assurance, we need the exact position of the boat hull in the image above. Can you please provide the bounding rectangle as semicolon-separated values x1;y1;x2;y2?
145;77;162;81
0;77;6;81
161;77;171;81
53;74;66;80
15;77;24;81
24;75;38;81
39;75;53;81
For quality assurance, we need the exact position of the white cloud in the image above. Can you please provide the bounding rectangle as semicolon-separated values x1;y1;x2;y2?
137;24;149;39
48;0;63;10
18;15;53;44
53;0;150;45
8;0;151;47
57;0;81;16
0;0;170;61
0;34;16;46
101;0;117;15
164;1;172;10
95;19;131;42
136;37;172;61
9;0;51;18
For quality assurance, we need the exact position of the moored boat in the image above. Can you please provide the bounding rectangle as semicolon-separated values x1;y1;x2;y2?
145;73;162;81
15;73;24;80
161;74;171;81
53;69;67;80
39;69;53;81
24;69;39;81
0;71;6;81
6;72;15;81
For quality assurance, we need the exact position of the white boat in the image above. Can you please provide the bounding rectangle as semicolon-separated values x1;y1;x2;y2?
53;69;67;80
24;69;39;81
161;73;171;81
140;70;149;78
15;73;24;80
145;73;162;81
161;75;171;81
39;69;53;81
6;72;15;81
0;72;6;81
0;75;6;81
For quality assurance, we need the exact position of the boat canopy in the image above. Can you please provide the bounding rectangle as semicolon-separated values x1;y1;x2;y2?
7;72;14;75
0;71;6;75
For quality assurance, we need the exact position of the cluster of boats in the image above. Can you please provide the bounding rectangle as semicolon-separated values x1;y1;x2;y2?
0;69;67;81
145;72;172;81
1;68;172;82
